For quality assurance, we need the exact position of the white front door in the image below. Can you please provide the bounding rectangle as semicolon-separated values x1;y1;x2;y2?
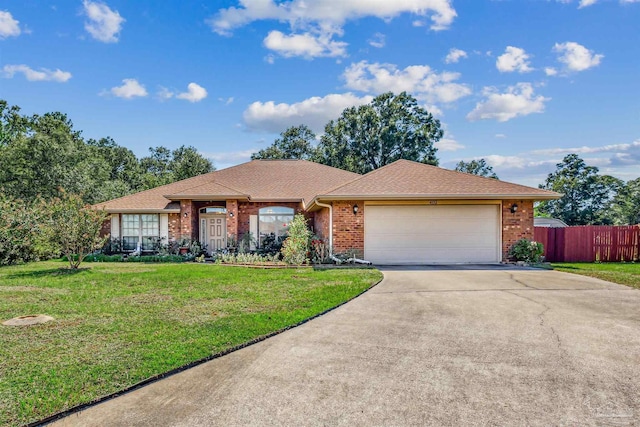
201;215;227;253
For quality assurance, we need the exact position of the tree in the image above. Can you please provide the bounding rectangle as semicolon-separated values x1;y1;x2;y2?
0;195;53;266
251;125;317;160
314;92;442;174
605;177;640;225
537;154;623;225
455;159;499;179
280;214;312;265
47;192;109;269
140;145;214;190
169;145;215;181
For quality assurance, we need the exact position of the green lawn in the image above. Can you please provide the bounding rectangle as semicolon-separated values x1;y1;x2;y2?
0;261;382;426
552;262;640;289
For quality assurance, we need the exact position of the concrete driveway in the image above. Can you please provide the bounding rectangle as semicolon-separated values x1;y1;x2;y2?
53;266;640;426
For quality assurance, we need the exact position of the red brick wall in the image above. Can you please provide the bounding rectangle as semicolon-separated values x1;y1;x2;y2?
168;213;180;241
179;200;195;240
100;216;111;238
501;199;534;260
332;201;364;257
313;207;330;240
226;199;238;240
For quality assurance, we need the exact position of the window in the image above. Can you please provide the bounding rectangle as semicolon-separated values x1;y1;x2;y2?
258;207;294;246
121;214;159;251
199;207;227;214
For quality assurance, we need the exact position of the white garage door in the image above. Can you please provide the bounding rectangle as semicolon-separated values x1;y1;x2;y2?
364;204;500;264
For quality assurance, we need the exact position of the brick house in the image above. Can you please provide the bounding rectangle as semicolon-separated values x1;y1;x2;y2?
95;159;559;264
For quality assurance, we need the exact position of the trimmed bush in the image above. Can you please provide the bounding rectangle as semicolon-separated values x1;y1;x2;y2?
281;214;312;265
509;238;544;263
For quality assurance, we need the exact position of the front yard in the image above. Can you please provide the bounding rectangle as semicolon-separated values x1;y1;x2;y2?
0;261;382;426
552;262;640;289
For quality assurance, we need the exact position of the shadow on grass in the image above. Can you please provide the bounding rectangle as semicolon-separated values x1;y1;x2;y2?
7;267;90;279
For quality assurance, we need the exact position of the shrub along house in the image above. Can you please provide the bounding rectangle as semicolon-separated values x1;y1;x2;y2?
95;159;560;264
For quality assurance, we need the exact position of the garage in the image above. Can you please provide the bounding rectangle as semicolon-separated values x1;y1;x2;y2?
364;204;501;264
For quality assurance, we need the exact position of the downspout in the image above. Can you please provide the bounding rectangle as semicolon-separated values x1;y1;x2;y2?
314;200;333;255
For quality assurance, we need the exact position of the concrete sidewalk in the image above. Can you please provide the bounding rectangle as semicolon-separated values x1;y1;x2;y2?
52;267;640;426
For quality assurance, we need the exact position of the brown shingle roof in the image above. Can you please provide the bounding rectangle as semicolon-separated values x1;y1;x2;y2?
315;159;560;201
96;160;360;212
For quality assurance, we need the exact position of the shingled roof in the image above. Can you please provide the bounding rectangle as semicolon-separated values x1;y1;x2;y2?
95;160;360;212
311;159;560;205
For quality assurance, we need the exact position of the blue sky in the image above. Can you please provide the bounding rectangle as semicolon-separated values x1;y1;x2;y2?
1;0;639;186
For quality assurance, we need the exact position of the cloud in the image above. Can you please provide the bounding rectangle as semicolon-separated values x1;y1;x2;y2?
219;97;234;105
495;134;506;138
435;137;464;151
444;48;467;64
578;0;598;7
107;78;148;99
2;64;72;82
544;67;558;76
243;92;373;133
496;46;533;73
208;0;458;35
82;0;125;43
368;32;386;49
263;30;347;58
176;82;208;103
342;60;472;105
156;86;174;101
466;83;549;122
553;41;603;72
531;140;640;157
0;10;21;38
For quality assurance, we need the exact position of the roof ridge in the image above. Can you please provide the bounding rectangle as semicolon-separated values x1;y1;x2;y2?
314;159;415;196
92;169;220;207
166;177;248;197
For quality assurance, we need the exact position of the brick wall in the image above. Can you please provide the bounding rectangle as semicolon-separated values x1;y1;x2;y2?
313;207;330;240
501;199;534;260
100;216;111;238
332;201;364;257
226;199;238;240
179;200;195;240
168;213;180;241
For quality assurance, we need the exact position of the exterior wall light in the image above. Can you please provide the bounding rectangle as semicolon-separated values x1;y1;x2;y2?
510;203;518;214
183;212;188;218
229;212;234;218
353;204;359;215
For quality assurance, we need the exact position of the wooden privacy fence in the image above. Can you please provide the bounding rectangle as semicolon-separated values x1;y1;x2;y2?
534;225;640;262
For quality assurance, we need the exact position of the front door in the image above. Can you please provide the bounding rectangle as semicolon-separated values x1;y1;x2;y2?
200;215;227;253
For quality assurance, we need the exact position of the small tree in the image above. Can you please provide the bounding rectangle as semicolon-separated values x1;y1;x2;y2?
281;214;312;265
47;192;109;269
0;194;52;265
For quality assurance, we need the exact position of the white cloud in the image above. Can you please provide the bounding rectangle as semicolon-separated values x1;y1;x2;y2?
157;86;174;101
342;60;472;104
531;140;640;156
444;48;467;64
578;0;598;7
0;10;21;38
82;0;125;43
2;64;72;82
176;82;208;103
435;137;464;151
466;83;550;122
243;92;373;133
208;0;458;35
553;41;603;72
368;32;386;49
495;133;506;138
544;67;558;76
107;78;148;99
219;97;234;105
496;46;533;73
263;30;347;58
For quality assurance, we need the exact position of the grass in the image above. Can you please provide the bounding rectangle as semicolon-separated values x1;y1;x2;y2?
0;261;382;426
552;262;640;289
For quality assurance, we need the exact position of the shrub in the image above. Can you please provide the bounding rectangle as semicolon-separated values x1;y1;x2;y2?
311;237;330;264
281;214;312;265
47;192;109;269
508;238;544;263
0;195;54;266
